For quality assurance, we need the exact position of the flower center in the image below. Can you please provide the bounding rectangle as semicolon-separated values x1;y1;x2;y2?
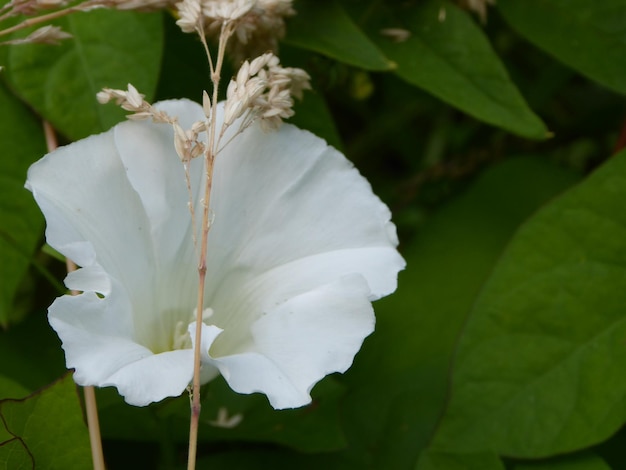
171;307;215;351
172;320;192;350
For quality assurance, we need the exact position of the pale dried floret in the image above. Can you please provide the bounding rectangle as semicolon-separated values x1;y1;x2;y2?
202;0;255;22
97;84;172;123
221;52;310;133
109;0;176;11
1;25;72;45
189;0;295;62
173;121;206;161
97;84;206;161
35;25;72;45
209;407;243;428
458;0;495;23
176;0;203;33
3;0;42;16
202;90;211;117
35;0;69;9
379;28;411;43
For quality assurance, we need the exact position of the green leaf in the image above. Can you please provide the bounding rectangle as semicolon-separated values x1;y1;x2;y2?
285;0;393;71
0;309;66;392
0;438;31;470
499;0;626;96
194;376;347;452
432;150;626;457
416;450;504;470
156;14;210;102
0;377;29;401
515;451;611;470
373;0;548;139
6;10;163;140
0;374;91;469
193;448;354;470
340;157;579;468
0;82;46;328
290;90;343;151
595;426;626;469
99;376;347;453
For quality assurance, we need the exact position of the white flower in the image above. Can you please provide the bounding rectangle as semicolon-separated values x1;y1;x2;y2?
25;99;405;409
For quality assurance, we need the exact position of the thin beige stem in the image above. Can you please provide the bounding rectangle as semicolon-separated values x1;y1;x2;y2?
65;259;106;470
0;0;101;38
0;0;23;21
45;121;106;470
0;4;13;17
0;9;16;24
0;7;77;37
83;384;106;470
186;23;232;470
183;162;199;254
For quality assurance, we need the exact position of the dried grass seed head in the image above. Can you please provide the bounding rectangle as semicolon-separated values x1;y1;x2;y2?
186;0;295;62
175;0;203;33
458;0;495;23
97;84;173;123
222;52;309;132
3;25;72;45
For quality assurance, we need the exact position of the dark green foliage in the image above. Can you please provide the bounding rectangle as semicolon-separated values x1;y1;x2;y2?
1;1;626;468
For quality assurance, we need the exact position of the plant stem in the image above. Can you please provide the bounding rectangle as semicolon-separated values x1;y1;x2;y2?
67;257;106;470
83;382;106;470
0;5;79;37
186;23;231;470
45;120;106;470
0;0;102;37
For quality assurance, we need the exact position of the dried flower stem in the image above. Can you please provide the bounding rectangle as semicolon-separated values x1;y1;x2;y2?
0;4;84;37
83;384;106;470
45;120;106;470
186;22;231;470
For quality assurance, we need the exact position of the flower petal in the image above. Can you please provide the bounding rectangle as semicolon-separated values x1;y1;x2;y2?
26;132;160;342
27;101;207;355
207;123;402;282
25;130;156;304
64;265;111;296
113;99;206;268
205;120;404;343
27;98;404;409
49;292;195;406
195;275;375;409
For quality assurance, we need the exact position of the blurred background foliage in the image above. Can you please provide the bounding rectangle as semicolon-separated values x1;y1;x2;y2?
1;0;626;468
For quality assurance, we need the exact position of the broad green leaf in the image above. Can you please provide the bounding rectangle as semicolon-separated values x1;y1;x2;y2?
156;14;210;102
594;426;626;469
193;448;355;470
339;157;579;469
99;376;347;453
291;90;343;151
373;0;547;139
432;150;626;456
416;450;504;470
6;10;163;140
0;439;30;470
0;309;66;392
285;0;393;71
192;376;347;452
499;0;626;96
515;451;610;470
0;82;46;328
0;374;91;469
0;377;29;401
275;42;344;149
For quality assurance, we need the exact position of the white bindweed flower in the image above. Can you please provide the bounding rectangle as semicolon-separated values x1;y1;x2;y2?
25;99;405;409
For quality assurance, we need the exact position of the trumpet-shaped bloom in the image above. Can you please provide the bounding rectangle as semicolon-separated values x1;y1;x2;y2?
26;99;405;409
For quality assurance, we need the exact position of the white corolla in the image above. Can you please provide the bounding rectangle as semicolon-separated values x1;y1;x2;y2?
26;99;404;409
